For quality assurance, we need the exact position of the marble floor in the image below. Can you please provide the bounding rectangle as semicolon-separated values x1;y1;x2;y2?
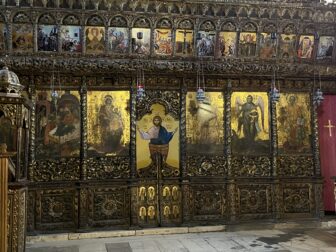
26;227;336;252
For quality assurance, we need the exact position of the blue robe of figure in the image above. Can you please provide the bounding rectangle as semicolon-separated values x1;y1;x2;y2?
150;126;174;145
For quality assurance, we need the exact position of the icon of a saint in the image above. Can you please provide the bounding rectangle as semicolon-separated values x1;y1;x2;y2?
138;115;178;163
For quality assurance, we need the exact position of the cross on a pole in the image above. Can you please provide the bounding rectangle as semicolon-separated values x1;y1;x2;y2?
324;119;335;137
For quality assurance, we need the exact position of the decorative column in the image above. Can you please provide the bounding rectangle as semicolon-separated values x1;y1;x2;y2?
180;80;190;223
28;76;36;180
180;82;187;178
0;144;15;252
312;101;321;176
312;88;324;218
225;80;235;222
80;77;87;180
224;80;232;176
130;78;137;179
269;86;281;220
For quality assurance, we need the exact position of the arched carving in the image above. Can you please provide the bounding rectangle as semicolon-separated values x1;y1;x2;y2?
238;7;248;18
292;10;300;20
216;6;225;17
303;24;315;34
242;22;257;32
133;17;151;28
270;9;280;19
38;13;56;24
178;19;193;29
110;15;128;27
13;12;31;23
313;11;324;23
199;20;215;31
221;21;236;31
226;7;237;18
62;14;80;25
156;18;172;29
86;15;105;26
325;11;334;23
159;3;168;13
260;8;270;19
263;23;276;33
283;9;291;19
205;5;214;16
170;4;180;14
249;8;259;18
283;23;297;34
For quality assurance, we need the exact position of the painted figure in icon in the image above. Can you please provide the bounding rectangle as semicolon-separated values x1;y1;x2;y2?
279;35;296;59
147;186;155;201
138;115;178;162
108;28;128;53
298;36;314;59
147;206;155;220
172;186;179;201
278;95;308;151
239;33;256;57
139;206;146;220
317;36;334;59
236;95;265;142
154;29;173;55
163;206;170;218
98;95;124;153
48;92;81;156
139;187;146;201
86;27;105;53
37;25;58;51
197;32;215;56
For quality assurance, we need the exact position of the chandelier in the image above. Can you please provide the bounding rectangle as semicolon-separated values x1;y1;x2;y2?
136;67;145;100
313;72;324;106
50;59;61;106
270;67;280;102
270;31;280;102
196;61;206;102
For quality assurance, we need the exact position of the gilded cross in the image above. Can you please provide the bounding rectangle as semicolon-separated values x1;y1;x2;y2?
324;120;335;137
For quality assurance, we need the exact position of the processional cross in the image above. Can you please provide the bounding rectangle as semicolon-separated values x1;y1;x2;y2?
324;119;335;137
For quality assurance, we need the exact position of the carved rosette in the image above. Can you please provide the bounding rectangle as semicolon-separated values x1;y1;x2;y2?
231;156;271;177
187;155;226;176
190;185;226;221
277;156;314;177
283;185;311;214
34;158;80;181
88;187;130;227
237;185;272;217
86;157;130;180
36;189;78;230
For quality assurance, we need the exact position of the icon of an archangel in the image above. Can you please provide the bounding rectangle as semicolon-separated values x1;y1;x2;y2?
232;94;269;154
